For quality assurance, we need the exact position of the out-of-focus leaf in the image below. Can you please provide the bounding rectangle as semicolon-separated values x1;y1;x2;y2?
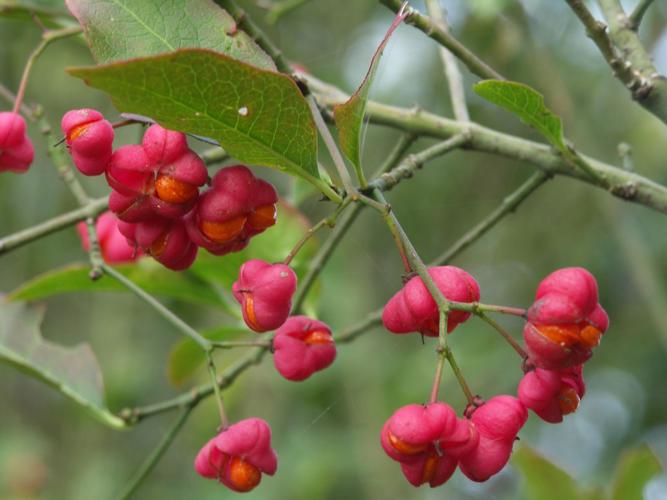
167;325;247;386
9;261;224;307
474;80;566;152
513;445;583;500
68;49;322;184
333;7;406;182
611;445;662;500
0;0;70;26
65;0;275;69
0;299;125;429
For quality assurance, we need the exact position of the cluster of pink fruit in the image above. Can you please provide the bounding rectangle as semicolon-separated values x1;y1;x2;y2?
4;107;611;493
195;259;337;491
380;266;608;487
192;264;607;493
62;108;278;270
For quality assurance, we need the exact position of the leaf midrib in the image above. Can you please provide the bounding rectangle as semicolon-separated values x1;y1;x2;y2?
110;0;174;52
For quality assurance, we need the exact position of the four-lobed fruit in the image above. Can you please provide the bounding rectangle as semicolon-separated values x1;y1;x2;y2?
0;111;34;173
232;259;297;333
523;267;609;369
457;395;527;482
518;364;585;423
272;315;336;381
61;108;114;176
185;165;278;256
380;402;479;487
382;265;480;337
107;124;208;221
194;418;277;493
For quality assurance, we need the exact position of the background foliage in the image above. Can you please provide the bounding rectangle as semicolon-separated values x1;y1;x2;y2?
1;0;667;498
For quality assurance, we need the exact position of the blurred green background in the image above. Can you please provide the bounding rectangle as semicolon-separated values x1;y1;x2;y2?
1;0;667;498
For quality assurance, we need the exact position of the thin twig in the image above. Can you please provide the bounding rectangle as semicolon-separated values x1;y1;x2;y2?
284;198;352;265
0;198;108;255
12;26;81;113
629;0;656;29
478;313;528;360
115;408;192;500
379;0;504;80
424;0;470;122
102;264;212;351
366;134;469;193
206;353;229;429
432;172;551;265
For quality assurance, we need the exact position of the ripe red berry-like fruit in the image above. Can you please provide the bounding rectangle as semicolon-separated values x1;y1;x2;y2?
106;124;207;221
194;418;277;493
61;108;114;176
382;266;480;337
185;165;278;256
232;259;297;333
380;402;478;487
458;395;527;482
0;111;34;173
273;316;336;381
76;211;141;264
118;218;197;270
518;365;585;423
523;267;609;370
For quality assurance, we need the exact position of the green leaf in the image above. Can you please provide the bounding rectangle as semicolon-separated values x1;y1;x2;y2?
9;261;224;307
611;445;663;500
473;80;567;152
68;49;321;184
0;299;125;428
167;325;247;386
513;445;583;500
333;9;406;182
65;0;275;69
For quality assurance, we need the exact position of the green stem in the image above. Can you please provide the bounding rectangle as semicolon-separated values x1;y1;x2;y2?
215;0;293;74
478;313;528;359
432;171;550;265
284;197;352;265
629;0;655;29
12;26;81;113
306;74;667;214
444;347;474;404
211;339;272;349
206;353;229;429
292;203;364;313
120;347;268;425
306;95;356;193
115;408;192;500
424;0;470;122
429;350;446;403
597;0;667;124
0;197;108;255
335;310;383;344
101;264;212;352
366;134;469;193
379;0;503;80
371;133;417;177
